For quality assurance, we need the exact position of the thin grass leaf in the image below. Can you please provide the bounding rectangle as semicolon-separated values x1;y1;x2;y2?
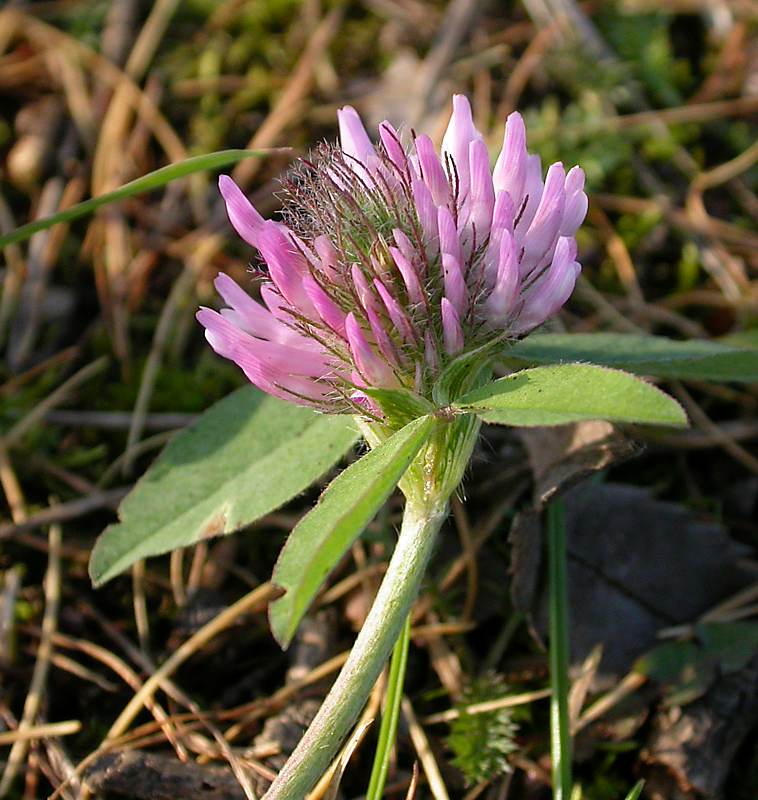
0;149;278;248
366;614;412;800
506;333;758;383
623;780;645;800
548;500;572;800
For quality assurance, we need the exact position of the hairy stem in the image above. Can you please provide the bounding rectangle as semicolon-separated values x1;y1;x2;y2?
263;497;448;800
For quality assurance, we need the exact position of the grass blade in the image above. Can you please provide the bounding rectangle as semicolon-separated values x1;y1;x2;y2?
548;500;572;800
0;148;276;248
366;613;412;800
623;780;645;800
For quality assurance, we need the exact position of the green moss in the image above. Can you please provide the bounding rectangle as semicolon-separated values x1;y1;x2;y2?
447;673;519;786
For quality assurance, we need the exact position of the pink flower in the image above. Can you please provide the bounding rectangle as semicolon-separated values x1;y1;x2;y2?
198;95;587;412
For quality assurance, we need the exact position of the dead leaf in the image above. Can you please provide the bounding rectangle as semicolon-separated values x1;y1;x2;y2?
641;651;758;800
517;421;641;506
523;482;752;684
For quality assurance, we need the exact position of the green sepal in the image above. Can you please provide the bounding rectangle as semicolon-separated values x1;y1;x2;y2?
361;387;435;429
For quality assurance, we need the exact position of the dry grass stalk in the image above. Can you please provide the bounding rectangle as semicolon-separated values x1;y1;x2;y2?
0;525;62;797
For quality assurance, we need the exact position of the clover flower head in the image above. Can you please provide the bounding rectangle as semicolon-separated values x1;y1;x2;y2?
198;95;587;413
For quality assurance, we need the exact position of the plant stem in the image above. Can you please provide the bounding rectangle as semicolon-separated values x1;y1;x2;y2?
366;613;412;800
263;498;449;800
547;500;572;800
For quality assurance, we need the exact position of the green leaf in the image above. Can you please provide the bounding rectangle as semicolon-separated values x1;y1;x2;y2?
695;621;758;672
633;622;758;707
454;364;687;427
269;415;435;648
718;329;758;351
0;149;275;248
624;780;645;800
89;387;359;586
505;333;758;383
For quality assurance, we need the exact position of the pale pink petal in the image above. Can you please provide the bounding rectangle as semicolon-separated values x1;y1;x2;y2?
442;252;467;318
215;274;318;351
257;221;317;316
441;95;483;199
415;134;450;206
520;162;565;277
366;306;400;367
515;237;580;333
213;273;280;339
337;105;376;165
351;264;381;314
393;229;426;279
483;191;516;288
411;177;439;247
465;138;495;244
438;206;467;314
197;308;331;376
514;154;544;238
389;246;423;306
441;298;464;355
378;121;408;173
560;166;588;236
303;275;347;336
312;235;341;281
374;279;415;342
483;231;519;323
492;112;527;205
345;313;397;387
197;310;331;405
218;175;265;249
437;205;463;267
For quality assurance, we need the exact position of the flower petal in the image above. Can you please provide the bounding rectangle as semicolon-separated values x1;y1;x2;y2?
514;154;544;237
345;313;398;387
492;112;527;205
441;298;464;355
218;175;266;249
515;237;580;333
338;105;376;165
520;162;565;277
197;307;332;376
389;245;423;306
374;278;416;342
438;206;468;315
483;230;519;323
378;121;408;173
483;190;516;288
441;94;483;200
560;166;588;236
303;274;347;336
465;138;495;244
415;134;450;206
411;177;439;247
257;221;317;315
